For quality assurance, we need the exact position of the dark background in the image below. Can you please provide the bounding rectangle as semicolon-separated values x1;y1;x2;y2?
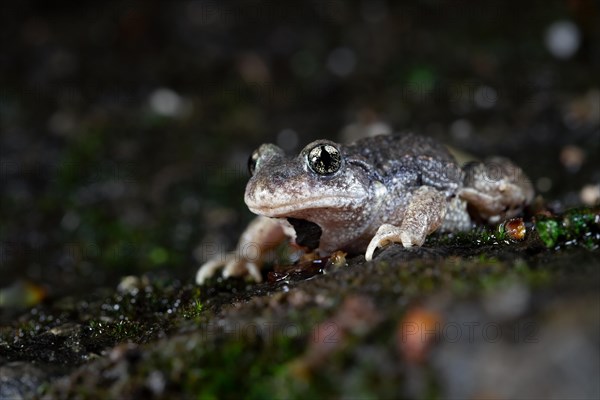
1;0;599;293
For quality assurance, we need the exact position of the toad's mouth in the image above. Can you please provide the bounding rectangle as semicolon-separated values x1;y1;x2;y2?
246;195;362;217
287;217;322;250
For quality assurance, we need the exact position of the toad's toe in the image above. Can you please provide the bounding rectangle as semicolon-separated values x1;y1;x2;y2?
365;224;406;261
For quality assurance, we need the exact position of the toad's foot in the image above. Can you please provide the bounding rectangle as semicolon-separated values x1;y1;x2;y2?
195;216;287;285
195;252;262;284
365;186;446;261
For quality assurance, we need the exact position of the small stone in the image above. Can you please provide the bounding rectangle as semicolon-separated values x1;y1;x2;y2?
117;275;148;296
502;218;526;241
49;322;82;337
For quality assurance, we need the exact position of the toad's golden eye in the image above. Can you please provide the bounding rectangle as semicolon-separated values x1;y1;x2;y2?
307;144;341;175
248;149;260;176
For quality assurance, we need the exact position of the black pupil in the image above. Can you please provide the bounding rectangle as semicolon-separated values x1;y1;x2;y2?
310;145;341;175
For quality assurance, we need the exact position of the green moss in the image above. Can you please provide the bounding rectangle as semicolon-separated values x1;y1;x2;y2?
426;225;507;247
535;208;600;249
536;218;560;247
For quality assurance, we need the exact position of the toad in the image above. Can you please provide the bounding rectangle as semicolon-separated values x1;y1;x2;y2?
196;134;534;284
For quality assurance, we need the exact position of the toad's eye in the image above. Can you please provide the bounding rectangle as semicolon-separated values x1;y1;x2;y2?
307;144;341;175
248;150;260;176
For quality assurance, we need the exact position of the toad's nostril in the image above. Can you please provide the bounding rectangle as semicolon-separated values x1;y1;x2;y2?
269;170;288;185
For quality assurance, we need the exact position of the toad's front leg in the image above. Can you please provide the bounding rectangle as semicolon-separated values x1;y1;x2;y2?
195;216;288;284
365;186;447;261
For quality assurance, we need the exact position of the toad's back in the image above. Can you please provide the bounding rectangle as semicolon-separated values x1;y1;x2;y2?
346;134;465;196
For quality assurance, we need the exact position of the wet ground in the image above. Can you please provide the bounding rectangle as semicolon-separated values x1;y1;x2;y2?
1;1;599;399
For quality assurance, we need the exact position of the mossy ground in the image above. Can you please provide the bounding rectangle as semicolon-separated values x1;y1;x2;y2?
1;208;598;398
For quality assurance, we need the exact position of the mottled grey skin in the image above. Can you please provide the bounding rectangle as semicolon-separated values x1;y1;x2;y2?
196;134;534;284
247;135;466;252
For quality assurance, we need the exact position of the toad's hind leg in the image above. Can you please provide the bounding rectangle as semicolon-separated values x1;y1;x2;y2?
459;157;534;224
365;186;447;261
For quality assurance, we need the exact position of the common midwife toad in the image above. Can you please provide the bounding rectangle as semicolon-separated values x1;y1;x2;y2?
196;134;534;284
